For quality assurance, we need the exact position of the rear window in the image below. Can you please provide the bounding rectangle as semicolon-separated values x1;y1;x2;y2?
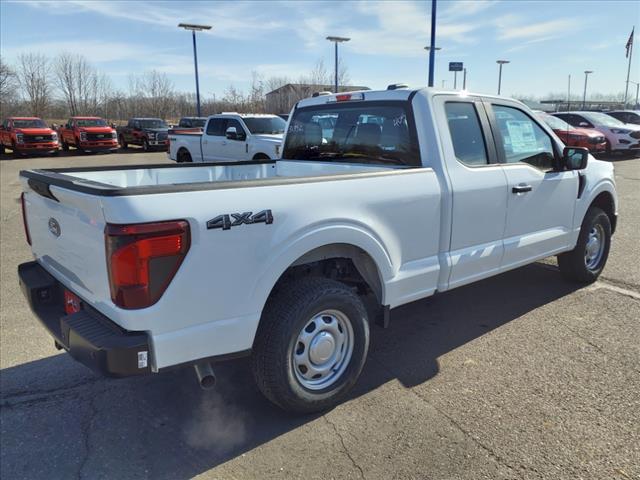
282;101;420;167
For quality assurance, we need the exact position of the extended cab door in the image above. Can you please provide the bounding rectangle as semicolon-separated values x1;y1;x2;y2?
435;96;508;289
201;118;226;161
486;101;578;270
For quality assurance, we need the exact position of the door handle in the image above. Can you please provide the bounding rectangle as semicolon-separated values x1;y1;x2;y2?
512;184;533;194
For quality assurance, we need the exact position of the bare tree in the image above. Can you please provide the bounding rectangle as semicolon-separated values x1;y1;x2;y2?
16;53;51;116
0;58;20;117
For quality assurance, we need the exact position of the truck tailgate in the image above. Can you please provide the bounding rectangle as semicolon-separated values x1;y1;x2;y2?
22;181;110;308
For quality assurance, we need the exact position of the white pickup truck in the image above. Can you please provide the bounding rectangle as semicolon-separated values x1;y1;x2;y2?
18;87;617;413
168;113;285;163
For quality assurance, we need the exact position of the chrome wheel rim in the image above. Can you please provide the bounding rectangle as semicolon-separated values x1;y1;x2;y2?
292;309;354;390
584;224;605;270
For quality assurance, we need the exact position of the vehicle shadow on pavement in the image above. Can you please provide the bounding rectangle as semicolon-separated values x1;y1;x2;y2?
0;148;154;161
0;262;582;479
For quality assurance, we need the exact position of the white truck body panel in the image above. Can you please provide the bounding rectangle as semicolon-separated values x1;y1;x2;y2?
20;88;617;372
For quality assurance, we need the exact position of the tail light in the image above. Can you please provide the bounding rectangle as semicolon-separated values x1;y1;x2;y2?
105;220;190;309
20;192;31;245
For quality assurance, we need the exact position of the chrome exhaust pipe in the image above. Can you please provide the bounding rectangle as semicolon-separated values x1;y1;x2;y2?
194;362;216;390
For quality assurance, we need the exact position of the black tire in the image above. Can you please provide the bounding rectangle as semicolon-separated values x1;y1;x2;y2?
0;143;4;155
61;140;69;151
252;277;370;414
119;136;128;149
558;207;611;283
177;148;192;163
143;139;150;152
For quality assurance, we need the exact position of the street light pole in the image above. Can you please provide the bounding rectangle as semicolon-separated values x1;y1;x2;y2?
179;23;212;117
428;0;437;87
463;68;467;90
630;81;640;108
567;74;571;110
424;46;441;88
582;70;593;109
496;60;510;95
326;36;350;93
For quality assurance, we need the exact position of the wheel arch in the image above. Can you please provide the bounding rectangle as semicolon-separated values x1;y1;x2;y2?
586;187;617;234
252;152;271;160
251;228;394;328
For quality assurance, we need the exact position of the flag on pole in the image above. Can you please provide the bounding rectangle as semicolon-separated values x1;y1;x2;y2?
626;27;634;58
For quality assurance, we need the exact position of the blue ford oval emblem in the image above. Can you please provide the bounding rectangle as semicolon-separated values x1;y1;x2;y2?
48;218;61;237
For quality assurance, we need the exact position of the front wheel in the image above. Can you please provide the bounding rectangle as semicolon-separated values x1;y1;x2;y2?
119;136;128;149
143;139;150;152
558;207;611;283
252;277;370;414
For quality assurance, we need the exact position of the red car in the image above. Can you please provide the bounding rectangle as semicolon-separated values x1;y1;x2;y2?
58;116;118;153
0;117;59;156
536;112;607;153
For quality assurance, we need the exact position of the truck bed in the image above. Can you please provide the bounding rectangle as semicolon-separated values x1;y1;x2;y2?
20;160;399;195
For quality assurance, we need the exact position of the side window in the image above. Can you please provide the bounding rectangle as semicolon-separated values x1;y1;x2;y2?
226;119;246;138
492;105;555;171
206;118;225;136
226;119;243;132
574;115;593;128
445;102;489;166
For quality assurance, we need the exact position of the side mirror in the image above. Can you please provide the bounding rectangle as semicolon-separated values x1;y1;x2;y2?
226;126;238;140
563;146;589;170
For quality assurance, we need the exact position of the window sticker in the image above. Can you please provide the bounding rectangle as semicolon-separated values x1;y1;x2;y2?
505;120;537;153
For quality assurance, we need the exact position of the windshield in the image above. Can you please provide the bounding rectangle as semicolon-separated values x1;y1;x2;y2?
76;119;107;127
282;101;420;167
582;112;625;127
13;119;46;128
539;113;574;131
243;117;286;134
140;119;167;129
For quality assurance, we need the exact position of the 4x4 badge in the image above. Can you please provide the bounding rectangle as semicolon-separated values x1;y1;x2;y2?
207;210;273;230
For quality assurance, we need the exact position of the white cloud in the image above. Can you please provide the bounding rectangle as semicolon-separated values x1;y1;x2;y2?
497;18;574;41
16;0;284;40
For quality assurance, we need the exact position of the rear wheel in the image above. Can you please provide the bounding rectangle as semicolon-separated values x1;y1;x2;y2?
119;136;128;149
252;277;370;414
177;148;192;163
558;207;611;283
61;140;69;151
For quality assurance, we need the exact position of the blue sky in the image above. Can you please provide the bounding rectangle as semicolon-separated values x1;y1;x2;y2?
1;0;638;99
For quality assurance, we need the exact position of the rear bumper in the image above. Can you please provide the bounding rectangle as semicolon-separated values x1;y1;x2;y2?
18;261;151;377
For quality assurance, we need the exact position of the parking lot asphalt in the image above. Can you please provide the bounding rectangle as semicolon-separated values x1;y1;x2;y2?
1;151;638;480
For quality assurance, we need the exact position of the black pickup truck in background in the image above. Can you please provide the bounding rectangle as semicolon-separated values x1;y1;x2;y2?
117;118;170;151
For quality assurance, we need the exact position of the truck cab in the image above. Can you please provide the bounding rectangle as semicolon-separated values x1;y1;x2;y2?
58;116;118;153
0;117;59;156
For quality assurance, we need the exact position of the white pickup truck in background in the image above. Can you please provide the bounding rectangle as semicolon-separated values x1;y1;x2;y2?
18;87;617;413
168;113;285;163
